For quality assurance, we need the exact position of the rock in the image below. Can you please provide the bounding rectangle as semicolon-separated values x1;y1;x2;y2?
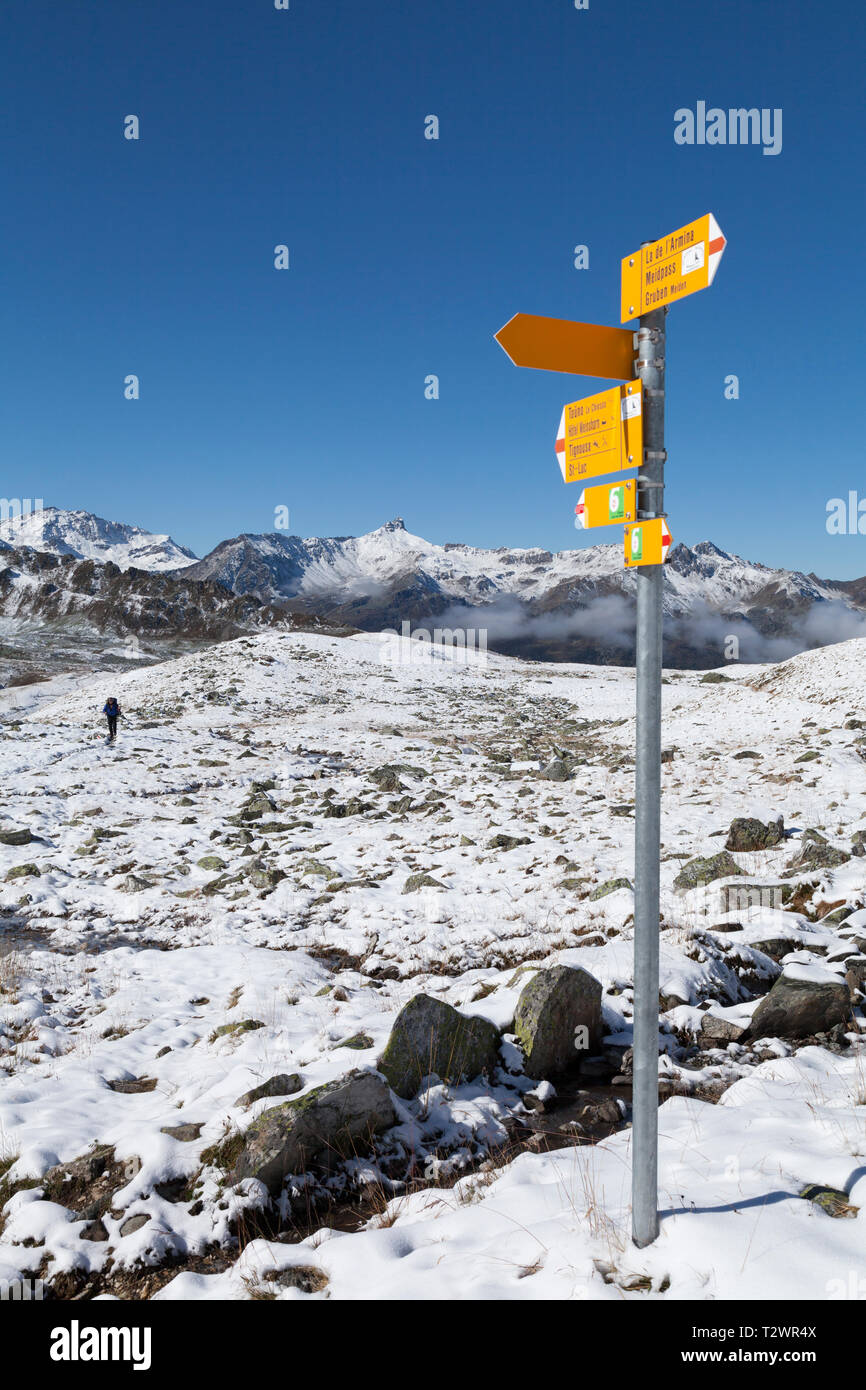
80;1219;109;1242
335;1032;374;1050
725;816;784;852
486;834;531;852
732;750;762;760
238;792;278;821
746;967;851;1040
197;855;227;871
108;1077;157;1094
699;1013;746;1046
377;994;500;1098
119;1213;151;1236
540;759;569;782
402;872;446;893
159;1123;204;1142
513;965;602;1080
673;851;743;892
589;877;633;901
226;1069;396;1193
297;857;341;882
235;1074;304;1109
800;1184;859;1218
246;861;286;892
209;1019;264;1042
785;839;851;874
700;672;730;683
5;863;40;881
369;766;406;792
0;828;32;846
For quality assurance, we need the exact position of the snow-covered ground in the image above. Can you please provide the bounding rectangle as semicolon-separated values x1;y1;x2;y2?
0;630;864;1301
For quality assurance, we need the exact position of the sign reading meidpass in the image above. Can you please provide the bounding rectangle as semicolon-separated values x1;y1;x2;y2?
555;380;642;484
621;213;726;320
575;479;636;529
623;517;673;568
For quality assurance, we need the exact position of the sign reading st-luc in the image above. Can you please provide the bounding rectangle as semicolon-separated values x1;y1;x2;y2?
555;380;642;484
621;213;726;321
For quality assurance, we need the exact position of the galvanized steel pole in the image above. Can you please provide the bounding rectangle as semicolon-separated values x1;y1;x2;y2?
631;300;666;1248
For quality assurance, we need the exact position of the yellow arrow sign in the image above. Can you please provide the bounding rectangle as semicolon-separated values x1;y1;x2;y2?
624;518;673;568
621;213;726;321
556;380;642;484
575;479;636;529
495;314;636;381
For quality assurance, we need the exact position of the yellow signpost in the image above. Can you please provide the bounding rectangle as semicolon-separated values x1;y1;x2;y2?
621;213;726;321
555;380;642;484
495;313;636;381
623;517;673;567
575;479;636;529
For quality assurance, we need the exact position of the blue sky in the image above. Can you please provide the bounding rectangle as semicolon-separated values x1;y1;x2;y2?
2;0;864;575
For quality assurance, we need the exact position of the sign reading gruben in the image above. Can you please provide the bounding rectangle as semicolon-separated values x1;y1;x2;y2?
621;214;726;321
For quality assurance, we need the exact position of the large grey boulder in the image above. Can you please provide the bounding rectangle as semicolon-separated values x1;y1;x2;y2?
725;816;784;852
514;965;602;1079
377;993;500;1098
746;967;851;1041
227;1070;396;1194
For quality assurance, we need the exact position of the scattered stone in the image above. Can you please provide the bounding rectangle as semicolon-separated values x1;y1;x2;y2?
725;816;784;852
486;834;531;852
746;967;851;1040
402;872;446;893
246;862;286;892
335;1032;374;1050
197;855;227;871
700;672;730;684
235;1074;304;1109
159;1123;204;1142
378;994;500;1098
589;877;633;901
732;750;762;760
0;828;32;846
119;1213;152;1236
108;1078;157;1094
225;1069;397;1194
673;851;743;892
209;1019;265;1042
540;759;569;782
800;1184;859;1218
699;1013;746;1046
513;965;602;1079
5;863;40;881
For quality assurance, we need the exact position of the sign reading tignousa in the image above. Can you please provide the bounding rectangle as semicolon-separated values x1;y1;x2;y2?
555;380;642;484
621;214;726;321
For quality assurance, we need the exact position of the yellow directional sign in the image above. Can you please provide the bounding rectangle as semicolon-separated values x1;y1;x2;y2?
623;518;673;568
556;380;642;484
575;479;636;529
621;213;726;321
495;314;636;381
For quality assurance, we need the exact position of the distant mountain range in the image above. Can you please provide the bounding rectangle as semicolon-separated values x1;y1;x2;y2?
2;508;865;669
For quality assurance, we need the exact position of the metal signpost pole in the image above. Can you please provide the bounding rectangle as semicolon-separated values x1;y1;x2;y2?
631;300;666;1248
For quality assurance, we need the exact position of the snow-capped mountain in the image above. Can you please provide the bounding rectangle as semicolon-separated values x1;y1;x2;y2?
0;506;198;572
179;518;866;665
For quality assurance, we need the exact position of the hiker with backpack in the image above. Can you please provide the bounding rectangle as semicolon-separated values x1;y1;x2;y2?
103;696;122;743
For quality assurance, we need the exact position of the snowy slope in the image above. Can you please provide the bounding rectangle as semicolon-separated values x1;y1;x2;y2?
0;507;198;572
0;630;864;1300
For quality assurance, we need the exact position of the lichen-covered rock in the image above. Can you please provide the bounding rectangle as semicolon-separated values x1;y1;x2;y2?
725;816;784;852
0;828;32;846
5;863;40;881
235;1073;303;1109
209;1019;264;1043
377;994;500;1098
402;872;446;894
746;967;851;1040
590;877;633;901
540;759;569;782
227;1069;396;1193
673;851;743;892
197;855;227;871
486;834;531;852
513;965;602;1079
